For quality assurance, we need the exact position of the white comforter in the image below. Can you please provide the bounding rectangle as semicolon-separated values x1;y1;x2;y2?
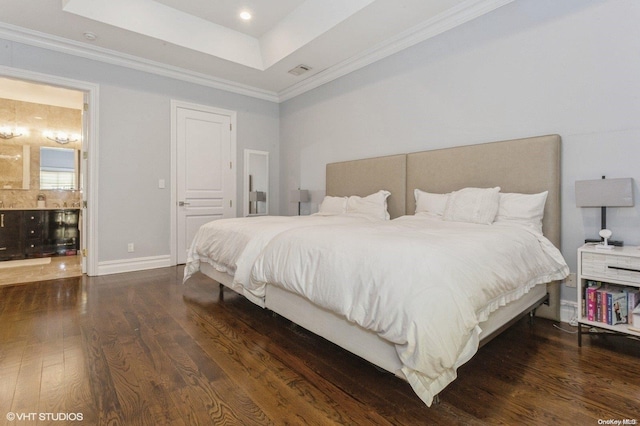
249;214;569;406
183;214;380;295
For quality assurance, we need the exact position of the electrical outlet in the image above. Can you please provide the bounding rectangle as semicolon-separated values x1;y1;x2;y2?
564;273;576;288
127;243;134;253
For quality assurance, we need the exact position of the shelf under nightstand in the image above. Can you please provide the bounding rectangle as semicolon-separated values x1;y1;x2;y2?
577;244;640;347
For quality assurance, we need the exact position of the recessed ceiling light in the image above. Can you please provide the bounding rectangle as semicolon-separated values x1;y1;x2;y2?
239;11;252;21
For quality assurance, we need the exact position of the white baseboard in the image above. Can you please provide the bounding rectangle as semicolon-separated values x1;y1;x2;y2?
560;300;578;324
97;255;172;276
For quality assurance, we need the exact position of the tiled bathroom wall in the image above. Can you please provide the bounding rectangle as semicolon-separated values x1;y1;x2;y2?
0;98;82;209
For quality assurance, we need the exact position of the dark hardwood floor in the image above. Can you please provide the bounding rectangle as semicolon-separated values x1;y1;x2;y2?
0;267;638;425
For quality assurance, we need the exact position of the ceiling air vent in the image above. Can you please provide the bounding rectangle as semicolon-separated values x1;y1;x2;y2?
288;64;312;76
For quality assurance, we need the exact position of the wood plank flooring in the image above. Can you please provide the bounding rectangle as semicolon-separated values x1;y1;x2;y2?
0;266;639;425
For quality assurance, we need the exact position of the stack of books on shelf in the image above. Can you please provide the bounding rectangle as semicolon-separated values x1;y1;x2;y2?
583;281;640;329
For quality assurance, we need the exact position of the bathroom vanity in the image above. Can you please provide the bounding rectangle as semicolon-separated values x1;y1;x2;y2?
0;208;80;261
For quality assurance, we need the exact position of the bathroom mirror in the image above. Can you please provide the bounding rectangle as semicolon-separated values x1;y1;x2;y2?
0;144;80;191
0;144;30;189
244;149;269;217
39;147;79;190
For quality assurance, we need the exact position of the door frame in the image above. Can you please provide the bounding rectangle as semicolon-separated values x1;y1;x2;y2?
170;100;237;265
0;65;99;276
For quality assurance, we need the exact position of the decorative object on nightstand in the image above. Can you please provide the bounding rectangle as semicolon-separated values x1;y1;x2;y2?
290;189;310;216
575;176;634;247
577;244;640;346
596;229;613;250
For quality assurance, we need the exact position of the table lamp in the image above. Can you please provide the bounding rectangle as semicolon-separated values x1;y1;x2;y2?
290;189;310;215
575;176;634;248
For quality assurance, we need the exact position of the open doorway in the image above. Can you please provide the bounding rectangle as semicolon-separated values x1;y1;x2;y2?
0;71;96;284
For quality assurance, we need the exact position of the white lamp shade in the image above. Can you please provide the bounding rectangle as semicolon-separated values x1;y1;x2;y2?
575;178;634;207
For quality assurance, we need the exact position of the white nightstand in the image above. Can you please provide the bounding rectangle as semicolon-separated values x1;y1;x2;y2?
577;244;640;346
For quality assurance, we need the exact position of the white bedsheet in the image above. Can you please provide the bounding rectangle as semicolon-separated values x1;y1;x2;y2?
249;214;569;406
183;214;380;295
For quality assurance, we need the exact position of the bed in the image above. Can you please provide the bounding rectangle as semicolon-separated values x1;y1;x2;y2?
183;211;390;306
184;154;406;306
184;134;568;406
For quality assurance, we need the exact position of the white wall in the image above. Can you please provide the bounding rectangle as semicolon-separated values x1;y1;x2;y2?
279;0;640;303
0;39;280;266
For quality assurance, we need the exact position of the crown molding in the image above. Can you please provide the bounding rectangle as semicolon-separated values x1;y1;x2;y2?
0;0;512;104
277;0;514;102
0;22;280;103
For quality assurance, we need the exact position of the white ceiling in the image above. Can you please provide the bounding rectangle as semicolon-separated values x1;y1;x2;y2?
0;0;513;102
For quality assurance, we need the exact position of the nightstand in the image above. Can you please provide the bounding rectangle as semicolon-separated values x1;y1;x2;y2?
577;244;640;346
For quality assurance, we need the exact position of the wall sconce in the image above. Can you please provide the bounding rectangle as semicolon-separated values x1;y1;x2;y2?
0;154;22;161
0;126;27;139
43;130;81;145
290;189;310;216
575;176;634;248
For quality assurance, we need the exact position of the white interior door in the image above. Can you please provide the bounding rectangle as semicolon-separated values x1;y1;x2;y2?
175;105;236;264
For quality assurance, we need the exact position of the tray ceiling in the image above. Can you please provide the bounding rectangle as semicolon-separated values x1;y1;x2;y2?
0;0;513;102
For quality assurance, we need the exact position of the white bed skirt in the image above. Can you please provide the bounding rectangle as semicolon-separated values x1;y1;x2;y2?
198;262;548;377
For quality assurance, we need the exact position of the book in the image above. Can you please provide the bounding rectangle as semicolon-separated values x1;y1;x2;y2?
606;290;613;325
610;290;627;325
586;282;601;321
628;289;640;322
597;286;608;323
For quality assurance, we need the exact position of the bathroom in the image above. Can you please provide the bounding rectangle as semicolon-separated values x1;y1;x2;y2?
0;79;84;286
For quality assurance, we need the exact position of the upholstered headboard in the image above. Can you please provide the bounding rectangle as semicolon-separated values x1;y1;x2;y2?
405;135;561;249
325;134;562;320
405;135;562;321
326;154;407;219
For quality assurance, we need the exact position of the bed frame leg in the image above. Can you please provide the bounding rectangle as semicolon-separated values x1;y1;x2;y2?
219;283;224;301
528;292;548;326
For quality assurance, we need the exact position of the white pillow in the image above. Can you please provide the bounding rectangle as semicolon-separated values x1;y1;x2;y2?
346;190;391;220
495;191;548;234
414;189;450;217
317;196;348;215
443;187;501;225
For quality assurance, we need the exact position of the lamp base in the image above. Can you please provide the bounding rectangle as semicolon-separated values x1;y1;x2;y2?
595;244;615;250
585;238;624;247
